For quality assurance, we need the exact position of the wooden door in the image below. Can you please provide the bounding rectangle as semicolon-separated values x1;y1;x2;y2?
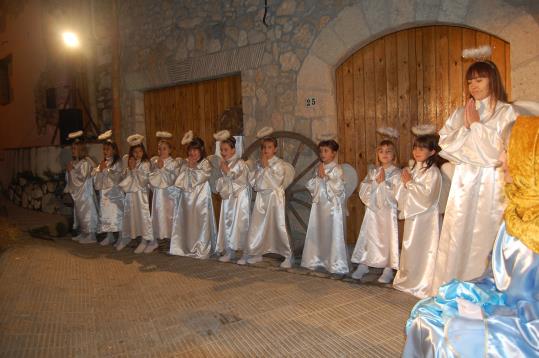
144;74;242;158
336;25;511;244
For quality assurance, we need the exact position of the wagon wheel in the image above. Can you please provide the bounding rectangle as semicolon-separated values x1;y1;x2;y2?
243;131;319;255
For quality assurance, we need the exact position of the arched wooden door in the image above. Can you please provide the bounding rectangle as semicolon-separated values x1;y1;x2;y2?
336;25;511;244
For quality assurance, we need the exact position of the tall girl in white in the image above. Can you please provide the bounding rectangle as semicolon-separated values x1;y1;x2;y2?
432;48;517;292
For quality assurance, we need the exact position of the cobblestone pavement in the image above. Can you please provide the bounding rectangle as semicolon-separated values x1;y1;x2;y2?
0;200;418;357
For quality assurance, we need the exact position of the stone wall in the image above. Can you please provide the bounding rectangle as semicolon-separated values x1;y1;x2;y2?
104;0;539;151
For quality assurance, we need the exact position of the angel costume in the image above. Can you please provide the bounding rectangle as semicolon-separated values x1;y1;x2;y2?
92;157;124;234
65;157;99;239
394;163;442;299
215;156;251;254
352;165;401;271
149;156;180;240
245;156;293;261
118;158;153;241
432;97;517;293
403;116;539;358
170;158;217;259
301;161;348;274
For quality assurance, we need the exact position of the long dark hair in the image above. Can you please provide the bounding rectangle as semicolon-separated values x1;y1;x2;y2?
412;135;443;171
465;61;508;102
103;141;121;166
187;137;206;162
128;143;149;162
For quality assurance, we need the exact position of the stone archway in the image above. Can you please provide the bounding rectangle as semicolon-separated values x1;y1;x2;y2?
296;0;539;141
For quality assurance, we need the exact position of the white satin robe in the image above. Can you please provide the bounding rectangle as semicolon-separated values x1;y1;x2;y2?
170;159;217;259
92;158;124;233
119;159;153;241
246;156;292;259
149;156;180;240
394;163;442;299
215;157;251;253
64;157;99;234
301;162;349;274
432;98;517;292
352;165;401;270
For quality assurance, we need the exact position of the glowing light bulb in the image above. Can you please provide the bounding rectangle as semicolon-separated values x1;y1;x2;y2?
62;32;79;48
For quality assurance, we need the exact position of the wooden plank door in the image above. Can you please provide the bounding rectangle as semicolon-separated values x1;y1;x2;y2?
336;25;511;244
144;74;242;158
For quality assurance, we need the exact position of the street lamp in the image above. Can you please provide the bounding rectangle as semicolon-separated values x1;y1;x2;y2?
62;32;80;48
51;30;98;144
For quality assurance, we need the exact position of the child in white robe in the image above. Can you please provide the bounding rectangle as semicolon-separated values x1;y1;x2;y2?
92;130;124;246
239;132;294;268
214;132;251;263
64;131;99;244
394;134;442;298
148;132;180;253
352;139;401;282
170;134;217;259
433;59;517;292
301;139;348;274
117;134;153;252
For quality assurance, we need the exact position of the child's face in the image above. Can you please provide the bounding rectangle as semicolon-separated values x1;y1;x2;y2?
220;142;235;160
412;146;435;163
319;146;336;164
103;144;113;159
261;141;277;159
377;145;395;166
468;76;490;101
188;148;201;162
71;144;80;158
158;142;171;158
132;147;144;160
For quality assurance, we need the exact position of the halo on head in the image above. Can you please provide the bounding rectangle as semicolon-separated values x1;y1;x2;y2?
181;130;194;145
213;129;231;141
316;133;336;142
256;126;274;139
98;129;112;142
126;134;144;147
462;45;492;61
156;131;173;139
411;124;437;136
376;127;399;139
68;130;83;140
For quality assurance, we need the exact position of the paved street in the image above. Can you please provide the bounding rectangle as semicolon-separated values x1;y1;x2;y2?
0;201;417;357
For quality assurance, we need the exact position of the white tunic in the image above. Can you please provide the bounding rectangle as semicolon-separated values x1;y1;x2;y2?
149;156;180;240
394;163;442;299
246;156;292;259
215;156;251;253
301;162;349;274
92;158;124;233
170;159;217;259
352;165;401;270
119;159;153;241
432;98;517;292
64;157;98;234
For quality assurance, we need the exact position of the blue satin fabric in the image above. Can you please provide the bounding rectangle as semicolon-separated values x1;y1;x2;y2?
404;223;539;357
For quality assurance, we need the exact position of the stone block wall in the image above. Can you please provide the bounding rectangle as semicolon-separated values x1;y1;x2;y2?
102;0;539;152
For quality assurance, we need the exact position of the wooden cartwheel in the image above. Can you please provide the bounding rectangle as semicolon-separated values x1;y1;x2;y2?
243;131;319;255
